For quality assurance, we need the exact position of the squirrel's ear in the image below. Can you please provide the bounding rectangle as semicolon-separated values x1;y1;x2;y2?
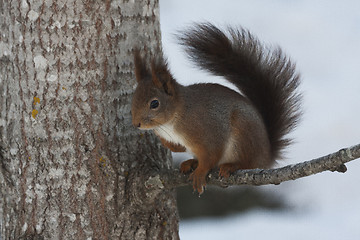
150;60;164;89
151;59;176;96
133;49;148;83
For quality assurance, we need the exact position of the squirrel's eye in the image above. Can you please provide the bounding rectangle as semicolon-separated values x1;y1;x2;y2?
150;99;160;109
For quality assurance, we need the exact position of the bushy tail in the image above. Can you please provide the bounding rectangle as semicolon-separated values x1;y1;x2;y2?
178;23;302;160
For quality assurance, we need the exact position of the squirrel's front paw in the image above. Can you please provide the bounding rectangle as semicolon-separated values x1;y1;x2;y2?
180;159;198;173
189;168;207;194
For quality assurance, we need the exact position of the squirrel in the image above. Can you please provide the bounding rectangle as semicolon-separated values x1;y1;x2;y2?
131;23;302;194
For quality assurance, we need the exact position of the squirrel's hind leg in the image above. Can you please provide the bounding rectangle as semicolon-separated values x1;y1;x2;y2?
219;162;243;178
217;109;258;178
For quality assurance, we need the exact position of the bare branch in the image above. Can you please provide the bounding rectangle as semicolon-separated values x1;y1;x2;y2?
149;144;360;189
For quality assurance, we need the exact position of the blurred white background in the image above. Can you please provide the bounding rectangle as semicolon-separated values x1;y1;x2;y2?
159;0;360;239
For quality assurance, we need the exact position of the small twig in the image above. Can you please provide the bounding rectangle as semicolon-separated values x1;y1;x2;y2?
154;144;360;189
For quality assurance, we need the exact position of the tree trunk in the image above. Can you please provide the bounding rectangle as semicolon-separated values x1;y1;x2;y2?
0;0;179;239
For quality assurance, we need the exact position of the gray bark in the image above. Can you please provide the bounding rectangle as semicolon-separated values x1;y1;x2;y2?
0;0;179;239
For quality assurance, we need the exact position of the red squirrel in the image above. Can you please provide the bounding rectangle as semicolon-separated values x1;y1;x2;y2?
131;23;302;193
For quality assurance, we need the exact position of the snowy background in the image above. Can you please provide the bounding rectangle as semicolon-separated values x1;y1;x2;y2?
159;0;360;239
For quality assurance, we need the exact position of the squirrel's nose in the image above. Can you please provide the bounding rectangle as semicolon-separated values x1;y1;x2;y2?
132;121;141;128
131;115;140;128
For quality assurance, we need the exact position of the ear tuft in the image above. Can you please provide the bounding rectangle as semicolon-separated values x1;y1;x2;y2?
133;48;148;83
150;57;176;96
151;60;164;89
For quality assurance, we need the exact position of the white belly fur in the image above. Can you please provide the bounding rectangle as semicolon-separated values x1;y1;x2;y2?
155;123;237;163
154;123;189;151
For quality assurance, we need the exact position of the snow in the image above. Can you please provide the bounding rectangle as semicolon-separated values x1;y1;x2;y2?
180;207;360;240
159;0;360;239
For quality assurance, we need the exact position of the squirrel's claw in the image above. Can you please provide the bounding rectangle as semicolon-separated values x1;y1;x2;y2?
189;168;207;194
